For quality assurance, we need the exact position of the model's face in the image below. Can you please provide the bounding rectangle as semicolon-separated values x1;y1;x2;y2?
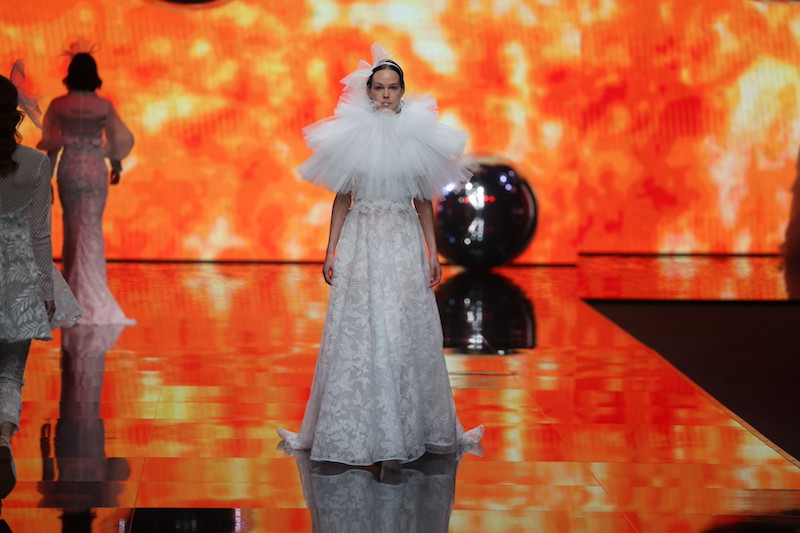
368;69;404;112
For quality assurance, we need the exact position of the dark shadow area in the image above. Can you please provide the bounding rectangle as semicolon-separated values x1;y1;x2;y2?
701;510;800;532
587;300;800;461
782;147;800;261
782;146;800;299
785;258;800;300
129;509;239;533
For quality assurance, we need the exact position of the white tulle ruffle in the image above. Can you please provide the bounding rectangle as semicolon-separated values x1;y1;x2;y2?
297;91;473;201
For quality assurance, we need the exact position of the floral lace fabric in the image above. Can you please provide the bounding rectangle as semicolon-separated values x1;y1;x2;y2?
278;199;483;465
0;202;53;341
55;141;134;325
0;146;81;342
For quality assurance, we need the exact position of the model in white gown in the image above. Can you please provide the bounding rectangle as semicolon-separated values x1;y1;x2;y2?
0;145;81;342
1;70;82;497
38;87;135;325
278;43;483;466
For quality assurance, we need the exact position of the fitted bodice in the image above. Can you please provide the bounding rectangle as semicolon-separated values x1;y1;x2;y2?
350;198;416;215
38;92;134;161
46;92;110;140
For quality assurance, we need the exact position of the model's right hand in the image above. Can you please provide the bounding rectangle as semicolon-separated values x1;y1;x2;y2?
323;254;335;285
110;160;122;185
428;255;442;287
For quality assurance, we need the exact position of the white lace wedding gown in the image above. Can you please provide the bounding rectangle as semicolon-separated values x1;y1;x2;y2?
278;83;483;465
38;91;135;325
0;145;81;342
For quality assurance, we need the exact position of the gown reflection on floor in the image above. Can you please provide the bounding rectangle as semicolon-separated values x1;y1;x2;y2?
290;452;459;533
38;325;130;527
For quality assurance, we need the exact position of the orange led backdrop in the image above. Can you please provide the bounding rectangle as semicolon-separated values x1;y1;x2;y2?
2;0;799;262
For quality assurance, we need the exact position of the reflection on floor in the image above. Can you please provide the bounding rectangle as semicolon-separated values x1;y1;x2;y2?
587;299;800;463
2;260;798;532
578;255;799;300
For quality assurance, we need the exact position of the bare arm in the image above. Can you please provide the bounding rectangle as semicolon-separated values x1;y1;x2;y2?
413;198;442;287
322;192;352;284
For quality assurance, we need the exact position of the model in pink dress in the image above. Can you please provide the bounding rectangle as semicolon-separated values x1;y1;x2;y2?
38;53;134;325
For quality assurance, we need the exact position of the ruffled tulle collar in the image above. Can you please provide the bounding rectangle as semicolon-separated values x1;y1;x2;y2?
297;91;472;201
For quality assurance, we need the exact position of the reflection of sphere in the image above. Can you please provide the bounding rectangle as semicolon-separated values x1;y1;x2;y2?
436;162;537;269
436;270;536;354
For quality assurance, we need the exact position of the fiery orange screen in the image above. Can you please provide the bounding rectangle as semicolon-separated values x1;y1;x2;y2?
2;0;799;262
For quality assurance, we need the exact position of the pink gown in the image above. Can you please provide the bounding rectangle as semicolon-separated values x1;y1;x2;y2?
38;91;135;325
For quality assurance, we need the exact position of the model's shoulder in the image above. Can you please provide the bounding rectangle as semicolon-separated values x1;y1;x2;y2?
49;94;70;105
14;144;47;163
44;96;61;112
14;146;49;175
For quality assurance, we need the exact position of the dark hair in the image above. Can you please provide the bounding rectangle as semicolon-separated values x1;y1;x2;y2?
367;60;405;90
63;53;102;92
0;75;23;177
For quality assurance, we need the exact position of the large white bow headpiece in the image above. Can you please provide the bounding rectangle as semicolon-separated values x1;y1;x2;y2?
340;42;396;90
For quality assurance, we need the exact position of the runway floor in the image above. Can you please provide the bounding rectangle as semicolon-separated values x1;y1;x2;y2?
2;259;799;532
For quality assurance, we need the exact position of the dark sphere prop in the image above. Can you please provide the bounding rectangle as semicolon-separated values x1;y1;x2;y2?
436;162;537;269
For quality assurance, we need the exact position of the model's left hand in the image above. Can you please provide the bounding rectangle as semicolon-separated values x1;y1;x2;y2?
428;255;442;287
323;252;336;285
